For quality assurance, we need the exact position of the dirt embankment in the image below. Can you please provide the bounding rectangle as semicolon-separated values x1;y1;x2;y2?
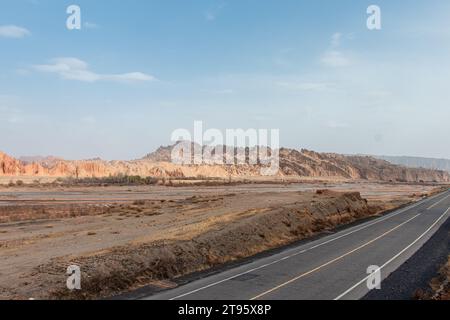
427;257;450;300
30;191;379;299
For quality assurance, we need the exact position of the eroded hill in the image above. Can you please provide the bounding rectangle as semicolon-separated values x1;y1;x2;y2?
1;144;449;183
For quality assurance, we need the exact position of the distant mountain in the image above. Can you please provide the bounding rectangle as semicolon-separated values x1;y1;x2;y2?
142;143;450;183
142;145;173;162
375;156;450;173
1;145;450;183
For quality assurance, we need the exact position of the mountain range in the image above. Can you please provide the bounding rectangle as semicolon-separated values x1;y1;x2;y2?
1;144;449;183
374;155;450;173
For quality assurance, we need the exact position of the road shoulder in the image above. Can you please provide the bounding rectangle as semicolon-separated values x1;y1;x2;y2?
363;213;450;300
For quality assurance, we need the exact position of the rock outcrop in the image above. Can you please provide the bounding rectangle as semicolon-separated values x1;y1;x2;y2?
278;149;450;182
1;145;449;183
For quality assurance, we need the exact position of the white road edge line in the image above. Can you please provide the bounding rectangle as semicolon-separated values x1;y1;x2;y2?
334;207;450;300
427;194;450;210
167;192;446;300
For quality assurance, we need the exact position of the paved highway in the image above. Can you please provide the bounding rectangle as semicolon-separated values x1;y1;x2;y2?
144;190;450;300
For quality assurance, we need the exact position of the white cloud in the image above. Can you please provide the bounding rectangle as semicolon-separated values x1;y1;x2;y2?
277;81;335;92
331;33;342;48
81;116;96;124
204;3;226;21
0;105;23;124
205;12;216;21
321;33;352;67
33;58;156;83
84;22;98;29
16;68;31;76
321;50;350;67
326;120;349;129
107;72;155;82
210;89;234;94
0;25;31;38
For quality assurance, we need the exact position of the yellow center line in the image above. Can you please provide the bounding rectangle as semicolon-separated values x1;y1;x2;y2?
250;213;421;300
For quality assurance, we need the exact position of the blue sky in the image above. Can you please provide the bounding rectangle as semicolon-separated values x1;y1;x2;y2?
1;0;450;160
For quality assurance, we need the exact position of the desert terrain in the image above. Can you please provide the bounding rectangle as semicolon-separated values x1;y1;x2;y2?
0;181;446;299
1;144;449;299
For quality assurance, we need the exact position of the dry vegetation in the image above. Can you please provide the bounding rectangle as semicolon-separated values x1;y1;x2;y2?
431;256;450;300
415;256;450;300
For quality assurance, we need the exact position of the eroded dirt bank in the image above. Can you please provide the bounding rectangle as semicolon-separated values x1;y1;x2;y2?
429;256;450;300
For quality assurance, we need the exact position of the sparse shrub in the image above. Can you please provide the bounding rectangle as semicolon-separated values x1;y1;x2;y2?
53;175;159;187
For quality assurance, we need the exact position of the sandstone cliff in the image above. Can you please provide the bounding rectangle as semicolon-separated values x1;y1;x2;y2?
1;145;449;183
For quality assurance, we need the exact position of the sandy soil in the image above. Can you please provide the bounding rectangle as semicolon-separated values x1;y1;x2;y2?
0;182;444;299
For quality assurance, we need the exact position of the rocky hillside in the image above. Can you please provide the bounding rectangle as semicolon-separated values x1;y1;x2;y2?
1;145;449;183
375;155;450;173
279;149;450;182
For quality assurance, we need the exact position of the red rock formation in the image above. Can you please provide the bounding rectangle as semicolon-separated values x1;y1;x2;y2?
1;145;449;183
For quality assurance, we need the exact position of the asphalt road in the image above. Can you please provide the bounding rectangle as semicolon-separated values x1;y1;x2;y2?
144;190;450;300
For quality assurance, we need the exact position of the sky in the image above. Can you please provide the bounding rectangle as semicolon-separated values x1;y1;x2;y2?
1;0;450;160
